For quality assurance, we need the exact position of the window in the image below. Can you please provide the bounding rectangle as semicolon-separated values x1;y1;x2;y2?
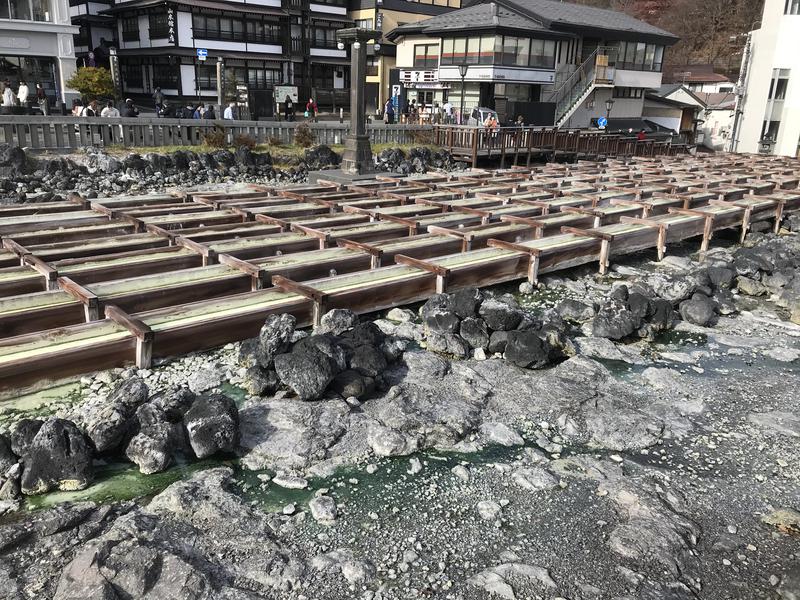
311;64;334;89
405;0;459;7
354;18;373;29
248;67;281;88
366;57;378;76
612;41;664;72
786;0;800;14
769;69;790;100
414;44;439;69
312;28;338;48
193;15;246;42
75;25;90;47
440;35;553;68
121;17;139;42
152;64;178;89
148;12;169;38
196;65;215;90
613;87;643;99
0;0;50;21
762;120;780;141
122;62;143;87
529;39;555;69
247;21;281;44
0;55;57;95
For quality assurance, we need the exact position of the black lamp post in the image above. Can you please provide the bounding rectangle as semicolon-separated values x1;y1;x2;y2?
458;63;468;125
605;98;614;128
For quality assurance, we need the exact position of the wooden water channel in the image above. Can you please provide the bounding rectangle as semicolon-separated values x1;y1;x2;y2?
0;153;798;396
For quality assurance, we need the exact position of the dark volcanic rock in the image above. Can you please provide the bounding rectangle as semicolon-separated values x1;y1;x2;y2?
488;330;510;354
504;330;550;369
679;293;716;326
126;404;188;475
592;300;639;340
448;287;483;319
293;335;347;371
20;418;93;495
707;266;736;290
427;332;471;358
479;297;523;331
331;369;374;399
274;349;338;401
459;317;490;350
242;366;281;396
316;309;358;336
8;419;43;457
557;299;595;322
305;145;341;170
424;310;461;334
183;394;240;459
348;344;388;378
84;377;149;453
256;313;296;368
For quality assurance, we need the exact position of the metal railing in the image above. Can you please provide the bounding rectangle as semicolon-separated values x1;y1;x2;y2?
0;116;433;150
547;47;617;126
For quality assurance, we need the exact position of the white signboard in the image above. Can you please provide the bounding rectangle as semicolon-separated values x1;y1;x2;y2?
275;85;299;102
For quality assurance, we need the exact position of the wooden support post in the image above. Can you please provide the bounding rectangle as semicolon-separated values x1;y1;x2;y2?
58;276;100;321
739;206;752;243
700;214;714;259
217;253;265;290
66;192;89;208
291;223;331;249
618;216;668;261
773;199;785;233
2;239;31;264
23;255;59;290
337;238;384;268
394;254;450;294
176;236;217;265
486;238;540;284
105;304;154;368
272;275;328;325
559;227;614;274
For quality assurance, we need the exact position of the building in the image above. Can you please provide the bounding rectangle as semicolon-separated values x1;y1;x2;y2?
664;64;733;94
386;0;678;127
697;92;736;151
642;84;702;142
350;0;462;116
90;0;354;116
0;0;79;108
733;0;800;156
71;0;115;67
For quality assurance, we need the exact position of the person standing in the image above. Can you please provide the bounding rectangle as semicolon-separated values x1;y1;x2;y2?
284;95;294;122
305;98;318;122
81;99;99;117
636;128;647;141
443;99;452;124
193;103;204;119
101;100;119;117
36;83;49;116
152;87;164;115
203;104;216;119
2;82;16;114
223;102;235;120
383;98;394;124
120;98;139;117
16;80;29;112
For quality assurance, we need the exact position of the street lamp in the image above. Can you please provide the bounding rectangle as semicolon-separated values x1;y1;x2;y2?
337;41;345;50
458;63;468;125
605;98;614;126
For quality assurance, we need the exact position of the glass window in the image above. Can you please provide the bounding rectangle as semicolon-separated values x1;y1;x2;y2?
613;87;643;99
413;44;438;69
529;38;555;69
0;0;50;21
786;0;800;14
514;38;529;67
441;38;454;65
9;0;31;20
502;36;517;66
354;18;373;29
121;16;139;42
196;65;215;90
30;0;47;21
479;35;494;64
152;64;178;89
453;38;466;63
644;44;655;70
122;62;143;87
653;45;664;71
465;37;481;64
149;12;169;38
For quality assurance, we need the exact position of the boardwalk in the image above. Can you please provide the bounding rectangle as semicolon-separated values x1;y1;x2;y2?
0;153;797;396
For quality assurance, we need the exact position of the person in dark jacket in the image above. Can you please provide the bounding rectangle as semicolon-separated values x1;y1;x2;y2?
152;87;164;115
284;95;294;122
120;98;139;117
203;104;216;119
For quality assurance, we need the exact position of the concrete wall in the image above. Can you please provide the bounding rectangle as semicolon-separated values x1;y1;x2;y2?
563;87;643;129
738;0;800;156
701;107;735;151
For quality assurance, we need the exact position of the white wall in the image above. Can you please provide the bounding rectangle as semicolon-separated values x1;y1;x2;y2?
701;107;735;150
564;87;643;129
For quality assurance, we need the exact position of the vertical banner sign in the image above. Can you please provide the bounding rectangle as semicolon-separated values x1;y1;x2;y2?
167;7;176;44
375;12;382;31
109;48;122;99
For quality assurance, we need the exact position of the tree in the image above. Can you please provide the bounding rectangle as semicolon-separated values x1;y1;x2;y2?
66;67;115;101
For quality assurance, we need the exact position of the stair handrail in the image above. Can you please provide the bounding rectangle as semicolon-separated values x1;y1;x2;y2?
545;48;600;105
551;46;619;125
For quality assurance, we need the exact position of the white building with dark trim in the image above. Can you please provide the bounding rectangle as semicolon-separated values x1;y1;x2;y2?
387;0;678;127
0;0;79;108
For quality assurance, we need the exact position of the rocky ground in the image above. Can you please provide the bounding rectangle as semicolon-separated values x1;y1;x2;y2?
0;230;799;600
0;143;462;202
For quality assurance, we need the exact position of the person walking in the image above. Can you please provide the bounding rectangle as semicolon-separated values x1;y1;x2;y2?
101;100;119;117
383;98;394;124
152;87;164;115
2;81;16;114
81;99;99;117
120;98;139;117
193;103;204;119
284;95;294;122
636;128;647;141
16;80;29;112
443;100;452;124
305;98;318;122
223;102;235;120
35;83;49;116
203;104;216;119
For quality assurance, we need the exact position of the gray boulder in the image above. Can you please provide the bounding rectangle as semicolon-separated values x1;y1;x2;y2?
0;434;16;474
316;309;358;336
183;394;240;459
459;317;489;349
592;300;639;340
331;369;374;399
479;297;523;331
424;309;461;334
504;330;550;369
736;276;768;296
293;334;347;371
707;266;736;290
256;313;296;368
274;349;338;400
20;418;93;495
488;330;510;354
242;366;280;396
348;344;388;378
448;287;483;318
557;299;595;322
678;293;716;326
84;377;149;453
8;419;42;457
426;331;471;358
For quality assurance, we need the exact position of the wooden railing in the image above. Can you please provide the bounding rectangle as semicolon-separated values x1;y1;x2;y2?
434;125;685;167
0;117;433;150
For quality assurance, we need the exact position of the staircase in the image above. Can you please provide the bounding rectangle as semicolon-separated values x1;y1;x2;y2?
548;47;616;128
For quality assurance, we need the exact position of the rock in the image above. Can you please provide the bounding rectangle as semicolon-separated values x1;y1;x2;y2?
737;276;768;296
707;266;736;290
459;316;490;349
182;393;240;459
504;330;550;368
449;287;483;318
316;309;358;336
488;330;509;354
387;307;415;322
477;500;502;520
304;145;340;170
348;344;388;377
125;407;186;475
512;467;558;492
293;334;347;371
762;508;800;534
84;377;149;454
367;424;417;457
424;309;461;335
256;313;296;368
341;559;376;584
274;349;338;401
426;331;470;358
469;563;557;599
452;465;470;482
187;367;223;394
480;422;524;446
652;275;696;304
0;435;16;474
331;369;373;399
20;418;93;495
272;473;309;489
479;297;523;331
408;457;423;474
309;495;337;522
557;299;595;322
678;293;716;326
242;366;280;396
592;300;639;340
764;347;800;363
8;418;42;457
778;565;800;600
574;337;647;365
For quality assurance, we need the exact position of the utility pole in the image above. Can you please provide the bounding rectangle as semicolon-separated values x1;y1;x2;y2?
216;57;224;111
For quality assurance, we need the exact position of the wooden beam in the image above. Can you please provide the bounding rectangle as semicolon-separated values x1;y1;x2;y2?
23;255;59;290
336;238;383;268
271;275;328;325
58;276;100;321
291;223;331;249
105;304;154;368
176;236;216;265
394;254;450;293
217;253;265;290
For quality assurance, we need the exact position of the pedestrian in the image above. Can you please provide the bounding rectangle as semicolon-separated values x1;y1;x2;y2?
433;102;441;124
284;95;294;122
81;99;98;117
100;100;119;117
2;81;16;113
152;87;164;115
383;98;394;124
203;104;216;119
120;98;139;117
17;80;29;111
223;102;235;120
158;100;174;118
35;83;49;116
443;100;452;124
409;99;417;122
193;103;204;119
305;98;318;122
515;115;524;127
636;128;646;141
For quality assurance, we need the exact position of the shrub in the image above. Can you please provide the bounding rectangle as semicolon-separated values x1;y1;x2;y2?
409;128;435;145
66;67;115;100
294;122;315;148
203;128;227;148
267;135;284;147
233;133;256;149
